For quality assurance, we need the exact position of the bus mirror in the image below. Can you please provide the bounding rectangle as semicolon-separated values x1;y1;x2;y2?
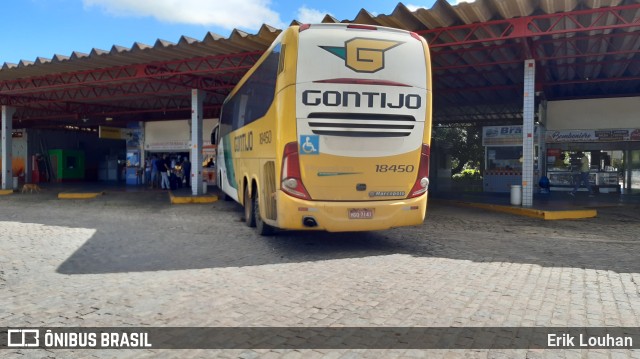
211;126;219;145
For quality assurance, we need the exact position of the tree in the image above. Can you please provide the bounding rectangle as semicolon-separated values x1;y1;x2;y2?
432;125;483;175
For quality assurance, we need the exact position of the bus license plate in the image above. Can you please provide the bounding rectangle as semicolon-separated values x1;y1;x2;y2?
348;208;374;219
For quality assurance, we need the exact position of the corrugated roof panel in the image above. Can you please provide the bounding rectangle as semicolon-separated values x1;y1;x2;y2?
352;9;382;25
412;3;456;28
583;0;624;8
452;1;496;23
131;42;152;51
70;51;89;59
320;15;340;24
0;25;279;81
89;48;108;56
203;32;224;42
52;54;69;62
254;24;280;43
177;36;197;45
491;0;536;19
539;0;579;14
227;28;275;51
35;57;50;65
110;45;129;54
18;60;34;67
386;3;427;31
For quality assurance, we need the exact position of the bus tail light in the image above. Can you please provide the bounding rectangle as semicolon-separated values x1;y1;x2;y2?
299;24;311;32
408;144;430;198
281;141;311;200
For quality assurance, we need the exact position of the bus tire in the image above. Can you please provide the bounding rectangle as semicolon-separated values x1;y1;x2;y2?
254;190;275;236
244;185;256;227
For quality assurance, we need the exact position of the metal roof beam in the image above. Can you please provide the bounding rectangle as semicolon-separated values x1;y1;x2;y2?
0;51;262;95
0;74;240;107
419;4;640;47
433;32;640;72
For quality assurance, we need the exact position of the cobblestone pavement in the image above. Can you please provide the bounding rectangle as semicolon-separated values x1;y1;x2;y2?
1;190;640;358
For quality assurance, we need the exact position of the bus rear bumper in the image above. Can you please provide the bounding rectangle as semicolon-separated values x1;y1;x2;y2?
275;192;427;232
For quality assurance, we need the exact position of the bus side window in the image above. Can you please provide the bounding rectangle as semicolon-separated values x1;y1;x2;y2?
277;44;285;74
211;126;219;145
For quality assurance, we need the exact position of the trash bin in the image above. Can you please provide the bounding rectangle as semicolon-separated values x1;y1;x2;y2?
510;185;522;206
12;177;18;190
202;181;208;194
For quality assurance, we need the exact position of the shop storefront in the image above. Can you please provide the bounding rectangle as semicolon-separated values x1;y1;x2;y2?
544;131;638;193
482;125;540;193
545;97;640;193
144;119;218;187
482;97;640;194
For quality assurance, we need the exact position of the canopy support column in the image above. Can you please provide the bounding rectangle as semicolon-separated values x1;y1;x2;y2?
522;60;535;207
2;106;15;190
191;89;204;196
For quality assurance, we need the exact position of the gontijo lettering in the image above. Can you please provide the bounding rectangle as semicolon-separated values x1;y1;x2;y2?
302;90;422;109
234;131;253;152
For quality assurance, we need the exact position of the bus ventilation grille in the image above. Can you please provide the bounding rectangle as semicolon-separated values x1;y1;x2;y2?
263;161;277;221
306;113;415;137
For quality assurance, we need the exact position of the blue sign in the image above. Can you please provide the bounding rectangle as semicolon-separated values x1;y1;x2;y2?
299;135;319;155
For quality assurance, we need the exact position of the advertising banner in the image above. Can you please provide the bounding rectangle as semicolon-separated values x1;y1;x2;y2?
483;125;539;146
546;128;640;143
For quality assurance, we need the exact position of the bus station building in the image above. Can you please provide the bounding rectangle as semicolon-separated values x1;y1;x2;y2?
1;0;639;206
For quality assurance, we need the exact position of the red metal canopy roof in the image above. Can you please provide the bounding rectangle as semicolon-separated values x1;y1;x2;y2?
0;0;638;128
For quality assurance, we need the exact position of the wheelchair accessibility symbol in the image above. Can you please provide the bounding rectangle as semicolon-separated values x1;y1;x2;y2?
300;135;319;155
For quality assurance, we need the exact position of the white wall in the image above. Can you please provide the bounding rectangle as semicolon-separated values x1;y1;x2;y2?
547;97;640;130
144;119;218;151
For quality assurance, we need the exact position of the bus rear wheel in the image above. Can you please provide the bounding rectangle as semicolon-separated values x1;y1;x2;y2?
244;185;256;227
254;190;275;236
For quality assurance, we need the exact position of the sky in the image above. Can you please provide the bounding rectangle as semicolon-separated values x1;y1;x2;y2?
0;0;470;64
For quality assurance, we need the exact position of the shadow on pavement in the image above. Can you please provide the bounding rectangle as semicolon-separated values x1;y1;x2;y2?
53;203;639;276
3;188;637;275
55;221;432;275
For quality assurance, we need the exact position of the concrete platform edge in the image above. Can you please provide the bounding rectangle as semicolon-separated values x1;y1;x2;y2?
169;191;218;204
433;199;597;220
58;192;104;199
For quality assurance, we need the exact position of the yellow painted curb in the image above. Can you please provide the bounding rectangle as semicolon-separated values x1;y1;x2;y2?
58;192;104;199
0;189;14;195
437;200;597;220
543;209;598;220
169;192;218;204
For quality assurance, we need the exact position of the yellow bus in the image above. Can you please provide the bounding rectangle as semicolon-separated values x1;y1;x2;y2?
212;23;432;235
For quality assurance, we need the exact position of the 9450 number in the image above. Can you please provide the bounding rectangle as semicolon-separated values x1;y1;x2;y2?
375;164;415;173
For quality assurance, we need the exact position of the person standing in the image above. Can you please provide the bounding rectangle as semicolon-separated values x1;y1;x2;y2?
182;157;191;187
144;157;151;186
150;155;159;188
158;155;170;190
570;152;593;196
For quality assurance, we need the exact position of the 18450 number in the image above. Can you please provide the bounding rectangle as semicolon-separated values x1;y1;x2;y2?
259;130;272;144
375;164;415;173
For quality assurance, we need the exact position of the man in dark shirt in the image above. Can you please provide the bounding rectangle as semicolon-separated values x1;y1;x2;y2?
182;157;191;187
157;155;170;189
